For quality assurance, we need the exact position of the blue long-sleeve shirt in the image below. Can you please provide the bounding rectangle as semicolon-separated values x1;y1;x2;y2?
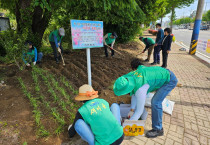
53;34;61;48
155;28;164;45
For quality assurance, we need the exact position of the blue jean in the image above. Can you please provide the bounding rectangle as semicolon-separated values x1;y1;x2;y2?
74;103;121;145
153;45;161;63
151;70;178;130
22;52;43;64
37;52;43;62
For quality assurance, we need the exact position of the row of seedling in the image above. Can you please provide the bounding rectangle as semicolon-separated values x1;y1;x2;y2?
60;76;78;95
31;67;67;135
32;67;75;128
18;77;50;137
34;69;78;114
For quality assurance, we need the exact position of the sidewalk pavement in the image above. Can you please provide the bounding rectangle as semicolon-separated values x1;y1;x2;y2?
121;33;210;145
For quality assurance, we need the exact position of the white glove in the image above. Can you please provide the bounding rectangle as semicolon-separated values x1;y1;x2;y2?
33;62;36;65
128;110;134;119
26;63;30;67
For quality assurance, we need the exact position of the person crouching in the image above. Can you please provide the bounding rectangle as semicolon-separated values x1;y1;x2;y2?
68;84;124;145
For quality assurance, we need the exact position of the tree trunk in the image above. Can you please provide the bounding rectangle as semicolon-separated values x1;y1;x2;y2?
32;6;52;48
15;0;52;48
170;6;175;33
15;0;32;33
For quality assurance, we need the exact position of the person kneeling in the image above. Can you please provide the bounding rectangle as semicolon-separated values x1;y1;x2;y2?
22;41;43;67
68;84;124;145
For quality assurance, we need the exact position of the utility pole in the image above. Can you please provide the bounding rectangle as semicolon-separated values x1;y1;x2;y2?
205;2;210;12
189;0;205;55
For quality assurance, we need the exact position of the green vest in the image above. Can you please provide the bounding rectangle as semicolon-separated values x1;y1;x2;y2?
105;33;116;44
143;38;155;45
79;98;123;145
126;65;170;95
49;30;63;42
27;48;35;56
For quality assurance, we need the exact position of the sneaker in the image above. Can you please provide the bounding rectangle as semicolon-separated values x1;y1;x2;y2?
157;62;160;64
146;128;164;138
144;59;149;62
150;62;157;65
68;124;72;131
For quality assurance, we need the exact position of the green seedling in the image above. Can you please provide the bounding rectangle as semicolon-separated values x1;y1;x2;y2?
51;108;65;126
55;125;63;135
60;76;78;95
18;77;49;138
32;70;40;92
37;125;50;137
33;110;42;126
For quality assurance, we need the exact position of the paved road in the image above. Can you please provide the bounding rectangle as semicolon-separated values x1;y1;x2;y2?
173;29;210;57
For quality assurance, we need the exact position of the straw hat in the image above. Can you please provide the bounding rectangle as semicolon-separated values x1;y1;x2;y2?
75;84;99;101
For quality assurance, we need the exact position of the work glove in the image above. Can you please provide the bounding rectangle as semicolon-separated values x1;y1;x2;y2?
33;62;36;65
127;110;134;119
26;63;30;67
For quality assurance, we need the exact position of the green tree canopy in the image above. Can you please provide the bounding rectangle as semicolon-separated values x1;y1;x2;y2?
0;0;151;46
173;17;193;25
166;0;194;32
202;10;210;21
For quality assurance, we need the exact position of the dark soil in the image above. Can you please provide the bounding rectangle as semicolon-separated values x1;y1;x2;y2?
0;39;145;145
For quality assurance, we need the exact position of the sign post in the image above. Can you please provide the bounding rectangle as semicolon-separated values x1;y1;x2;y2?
70;20;103;86
86;48;92;86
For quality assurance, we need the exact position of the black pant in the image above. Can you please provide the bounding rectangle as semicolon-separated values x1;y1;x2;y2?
162;50;168;68
50;41;63;60
110;134;124;145
104;44;114;57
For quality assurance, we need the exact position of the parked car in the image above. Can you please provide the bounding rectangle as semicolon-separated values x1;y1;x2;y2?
200;25;208;30
174;27;178;30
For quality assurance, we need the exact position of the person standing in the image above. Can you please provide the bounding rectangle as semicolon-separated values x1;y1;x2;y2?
22;41;43;67
151;23;164;65
113;58;178;138
139;37;155;62
160;28;173;68
68;84;124;145
103;32;118;57
49;28;65;63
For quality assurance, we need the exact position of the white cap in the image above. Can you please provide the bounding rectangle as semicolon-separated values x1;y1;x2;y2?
59;28;65;36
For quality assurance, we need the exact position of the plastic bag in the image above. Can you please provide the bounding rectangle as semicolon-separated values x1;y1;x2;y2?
145;93;175;115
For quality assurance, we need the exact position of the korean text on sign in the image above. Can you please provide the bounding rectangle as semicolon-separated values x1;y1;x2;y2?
70;20;103;49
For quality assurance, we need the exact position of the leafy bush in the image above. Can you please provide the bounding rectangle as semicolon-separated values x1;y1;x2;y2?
0;30;27;63
104;22;143;43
